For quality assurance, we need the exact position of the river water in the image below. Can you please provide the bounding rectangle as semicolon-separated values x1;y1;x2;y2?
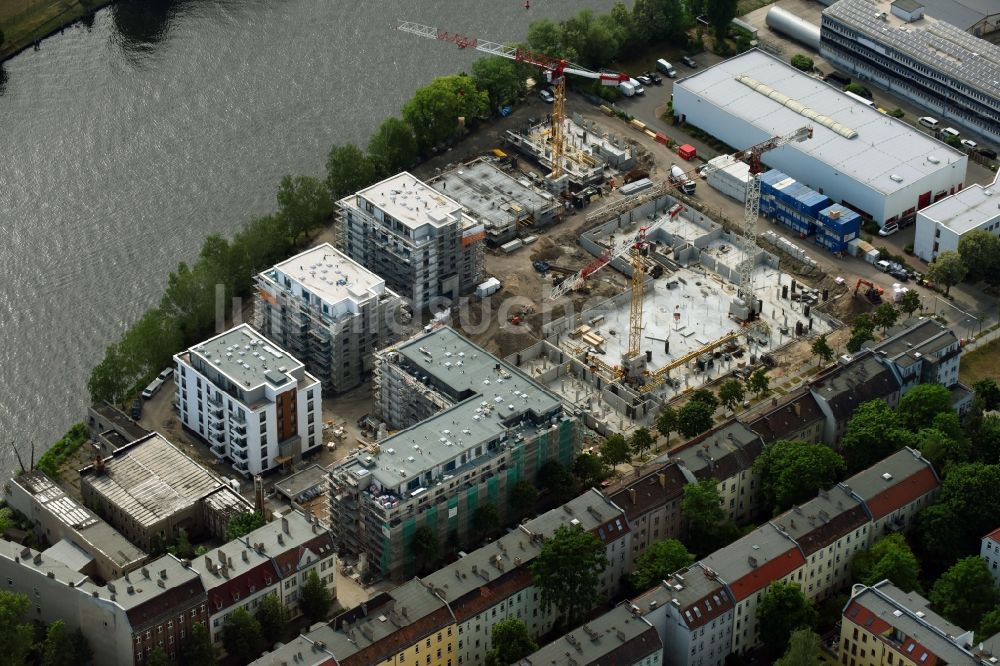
0;0;623;475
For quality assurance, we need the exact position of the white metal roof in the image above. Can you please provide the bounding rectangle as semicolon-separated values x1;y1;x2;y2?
357;171;465;230
675;50;966;196
270;243;388;310
919;173;1000;232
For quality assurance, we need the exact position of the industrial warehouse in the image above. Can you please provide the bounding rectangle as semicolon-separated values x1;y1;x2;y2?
672;49;968;227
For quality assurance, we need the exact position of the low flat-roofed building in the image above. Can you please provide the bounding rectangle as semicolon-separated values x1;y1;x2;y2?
4;470;146;581
672;49;967;226
429;158;562;246
80;432;253;550
517;604;663;666
914;175;1000;262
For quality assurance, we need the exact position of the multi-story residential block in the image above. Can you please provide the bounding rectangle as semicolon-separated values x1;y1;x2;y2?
668;421;765;524
605;461;688;569
423;489;631;666
810;352;902;444
174;324;322;477
336;172;485;310
839;580;1000;666
253;579;456;666
981;527;1000;585
637;564;735;666
254;243;406;395
821;0;1000;143
4;470;147;581
741;388;826;445
517;604;664;666
839;447;940;538
0;542;209;666
866;317;963;392
329;326;580;580
80;432;253;551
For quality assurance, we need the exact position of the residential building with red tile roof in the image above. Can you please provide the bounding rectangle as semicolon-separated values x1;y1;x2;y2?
839;448;940;538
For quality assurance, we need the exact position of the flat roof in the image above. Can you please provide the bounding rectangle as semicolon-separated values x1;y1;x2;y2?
917;0;998;30
274;464;328;501
429;159;557;232
364;327;564;488
356;172;466;230
82;433;226;528
268;243;388;308
825;0;1000;99
520;604;660;665
918;178;1000;233
187;324;303;393
42;538;94;572
675;49;965;196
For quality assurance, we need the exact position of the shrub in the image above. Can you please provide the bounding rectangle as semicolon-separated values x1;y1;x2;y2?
889;108;905;118
904;243;914;255
790;55;814;72
36;424;89;478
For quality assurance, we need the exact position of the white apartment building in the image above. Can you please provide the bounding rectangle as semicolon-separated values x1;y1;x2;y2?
174;324;321;477
982;527;1000;586
866;317;963;392
336;172;485;310
914;174;1000;262
255;243;406;395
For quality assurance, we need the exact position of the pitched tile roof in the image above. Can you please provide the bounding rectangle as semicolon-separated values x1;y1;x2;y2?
742;389;825;444
771;485;869;556
701;524;804;602
605;462;686;523
666;420;763;483
518;604;662;666
841;448;939;520
811;352;900;421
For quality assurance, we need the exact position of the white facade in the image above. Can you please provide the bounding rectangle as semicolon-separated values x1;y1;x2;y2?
672;49;967;226
455;585;559;666
174;324;321;477
914;176;1000;261
981;529;1000;586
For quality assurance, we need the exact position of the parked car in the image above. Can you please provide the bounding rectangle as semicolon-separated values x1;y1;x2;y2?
646;71;662;85
681;56;698;68
539;89;554;103
157;367;173;382
875;259;892;272
918;116;939;129
878;221;899;236
141;378;164;400
941;127;960;139
635;73;653;86
890;269;909;282
978;148;998;160
656;59;677;78
960;138;978;150
130;398;142;420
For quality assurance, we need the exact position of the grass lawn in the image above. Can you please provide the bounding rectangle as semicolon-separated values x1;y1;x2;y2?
0;0;98;60
959;337;1000;386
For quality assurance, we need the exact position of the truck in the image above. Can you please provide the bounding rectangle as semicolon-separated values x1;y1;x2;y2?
669;164;697;195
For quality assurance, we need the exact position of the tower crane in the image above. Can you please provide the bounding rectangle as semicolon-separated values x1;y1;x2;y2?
397;21;629;180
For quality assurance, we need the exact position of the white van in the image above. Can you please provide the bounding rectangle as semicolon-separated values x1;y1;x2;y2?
141;378;164;400
656;59;677;78
918;116;939;129
618;80;636;97
941;127;960;138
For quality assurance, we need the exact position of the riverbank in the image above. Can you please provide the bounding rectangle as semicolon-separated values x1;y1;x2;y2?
0;0;112;62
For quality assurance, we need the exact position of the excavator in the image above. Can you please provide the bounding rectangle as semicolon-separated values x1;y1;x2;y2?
854;278;884;304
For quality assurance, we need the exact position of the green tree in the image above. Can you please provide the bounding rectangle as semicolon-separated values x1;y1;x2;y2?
630;427;655;457
277;175;333;243
402;74;489;154
926;250;967;295
973;416;1000;463
758;582;818;657
412;526;440;574
471;57;525;112
899;289;922;317
979;607;1000;638
747;368;770;397
531;524;609;624
300;570;333;623
846;326;875;353
256;593;288;645
41;619;90;666
851;533;922;593
484;618;538;666
705;0;738;41
148;648;170;666
677;400;714;438
917;463;1000;568
573;453;609;489
810;334;835;366
689;388;719;411
509;481;539;520
325;143;377;201
957;229;1000;283
872;302;900;333
974;379;1000;411
367;117;418;177
559;10;626;69
169;527;194;559
601;433;631;467
840;400;915;472
719;379;745;413
753;440;845;513
656;406;678;443
682;479;741;556
538;461;579;504
775;628;823;666
915;427;969;472
0;591;33;666
632;0;692;47
222;608;265;664
843;83;871;98
790;55;814;72
898;383;952;431
930;557;1000;630
228;213;294;294
631;539;695;590
0;31;5;50
182;621;216;666
474;503;500;539
226;511;265;541
526;18;564;57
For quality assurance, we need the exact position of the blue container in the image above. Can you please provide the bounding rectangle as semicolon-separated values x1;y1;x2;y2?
817;204;861;242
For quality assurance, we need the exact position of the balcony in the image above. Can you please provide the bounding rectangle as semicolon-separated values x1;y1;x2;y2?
209;420;224;434
231;437;248;453
208;395;223;408
230;422;247;436
210;431;225;444
233;460;248;473
208;406;224;420
210;443;226;457
233;449;248;461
